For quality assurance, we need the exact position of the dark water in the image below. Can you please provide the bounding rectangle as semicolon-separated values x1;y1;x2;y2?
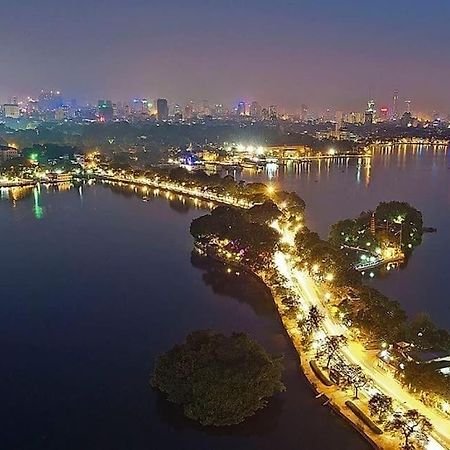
241;144;450;329
0;184;368;450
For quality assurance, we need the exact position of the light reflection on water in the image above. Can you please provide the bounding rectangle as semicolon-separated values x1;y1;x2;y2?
0;183;369;450
242;144;450;328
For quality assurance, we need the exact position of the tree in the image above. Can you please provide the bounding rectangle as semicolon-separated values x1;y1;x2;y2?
403;313;450;351
368;393;393;423
344;285;407;342
346;364;368;399
246;200;281;225
190;205;278;270
317;335;347;369
151;330;285;426
302;305;324;335
402;362;450;402
386;409;432;450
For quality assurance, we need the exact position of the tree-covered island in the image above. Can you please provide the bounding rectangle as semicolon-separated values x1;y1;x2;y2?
329;201;424;271
150;330;285;426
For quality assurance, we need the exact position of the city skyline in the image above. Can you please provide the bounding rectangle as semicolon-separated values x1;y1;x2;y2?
1;0;450;114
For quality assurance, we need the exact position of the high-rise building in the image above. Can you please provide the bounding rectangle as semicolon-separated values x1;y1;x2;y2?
364;111;374;124
184;102;194;120
172;104;182;117
365;99;376;124
157;98;169;121
301;104;308;121
405;100;411;114
379;107;389;122
3;103;20;119
200;100;211;116
392;90;399;120
237;101;246;116
213;104;226;118
249;101;261;118
335;111;344;129
98;100;114;121
344;111;365;124
269;105;278;120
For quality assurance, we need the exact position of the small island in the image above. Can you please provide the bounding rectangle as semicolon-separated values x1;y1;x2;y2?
329;201;424;271
150;330;285;426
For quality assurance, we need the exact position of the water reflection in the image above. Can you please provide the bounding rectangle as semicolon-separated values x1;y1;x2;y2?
191;252;276;318
155;390;283;438
237;155;374;188
0;183;370;450
241;144;450;329
0;182;84;220
0;185;34;204
105;180;215;213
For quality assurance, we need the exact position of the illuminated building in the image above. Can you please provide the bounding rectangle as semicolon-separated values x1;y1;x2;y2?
0;145;19;161
157;98;169;121
405;99;411;114
237;101;246;116
3;103;20;119
344;111;365;124
184;102;194;120
364;99;376;124
213;104;226;118
266;144;310;159
301;104;308;121
379;106;389;122
269;105;278;120
98;100;114;121
132;98;150;115
249;101;261;118
392;90;399;120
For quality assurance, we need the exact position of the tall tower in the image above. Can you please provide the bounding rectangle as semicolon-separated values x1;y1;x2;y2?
370;212;376;236
405;100;411;114
392;90;399;120
156;98;169;121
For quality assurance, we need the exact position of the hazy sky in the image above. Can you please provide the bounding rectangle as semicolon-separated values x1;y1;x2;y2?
1;0;450;113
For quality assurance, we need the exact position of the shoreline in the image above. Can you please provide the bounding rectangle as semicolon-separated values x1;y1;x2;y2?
97;172;448;449
0;181;37;188
195;246;390;449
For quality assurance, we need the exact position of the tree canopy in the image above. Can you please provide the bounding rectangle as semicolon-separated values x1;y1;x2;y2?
151;330;285;426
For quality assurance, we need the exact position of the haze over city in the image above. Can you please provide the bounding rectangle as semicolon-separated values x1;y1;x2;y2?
2;0;450;114
2;2;450;450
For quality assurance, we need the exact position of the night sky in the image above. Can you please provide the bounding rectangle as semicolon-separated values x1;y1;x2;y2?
1;0;450;113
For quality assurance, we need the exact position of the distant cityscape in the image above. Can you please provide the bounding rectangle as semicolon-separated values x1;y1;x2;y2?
2;89;449;128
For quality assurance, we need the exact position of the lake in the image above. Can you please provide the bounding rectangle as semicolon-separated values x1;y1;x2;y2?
241;144;450;329
0;183;367;450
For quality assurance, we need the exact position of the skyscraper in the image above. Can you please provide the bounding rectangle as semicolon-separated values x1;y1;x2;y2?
184;102;194;120
405;100;411;114
249;101;261;118
269;105;278;120
98;100;114;121
157;98;169;121
301;104;308;121
392;90;399;120
237;101;246;116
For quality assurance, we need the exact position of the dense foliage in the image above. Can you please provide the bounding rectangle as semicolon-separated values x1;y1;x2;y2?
294;227;361;286
0;121;357;156
329;201;423;253
151;330;285;426
190;204;280;269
